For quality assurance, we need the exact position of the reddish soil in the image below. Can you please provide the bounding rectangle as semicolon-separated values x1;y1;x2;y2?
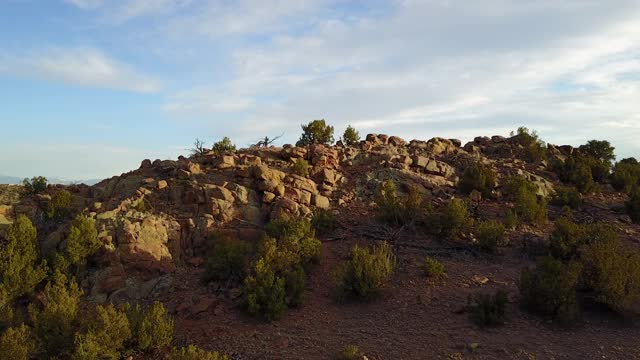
158;199;640;360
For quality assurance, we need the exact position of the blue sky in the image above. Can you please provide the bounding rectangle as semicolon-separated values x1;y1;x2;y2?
1;0;639;180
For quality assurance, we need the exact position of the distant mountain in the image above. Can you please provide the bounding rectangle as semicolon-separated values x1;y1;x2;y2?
0;175;101;186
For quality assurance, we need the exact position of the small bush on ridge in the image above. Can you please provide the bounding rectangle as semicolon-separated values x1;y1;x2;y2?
468;289;508;327
476;220;507;252
334;242;395;301
422;256;445;279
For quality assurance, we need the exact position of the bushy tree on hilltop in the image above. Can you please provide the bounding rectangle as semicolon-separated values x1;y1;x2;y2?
342;125;360;146
22;176;48;195
212;137;236;156
296;119;334;146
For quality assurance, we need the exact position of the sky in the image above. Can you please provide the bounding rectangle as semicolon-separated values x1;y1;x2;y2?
1;0;639;180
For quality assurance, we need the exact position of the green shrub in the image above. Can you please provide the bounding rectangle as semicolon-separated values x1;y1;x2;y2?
611;158;640;193
476;220;507;252
243;216;322;320
342;125;360;147
127;301;173;352
311;208;336;235
169;345;229;360
334;242;395;301
211;137;236;156
265;215;321;268
580;237;640;312
72;304;131;360
203;235;249;283
22;176;48;195
504;175;547;224
65;215;100;266
551;185;583;209
441;198;473;239
459;162;496;198
504;209;518;229
30;271;83;357
553;156;598;194
578;140;615;182
296;119;335;146
0;215;47;300
548;219;616;261
547;217;586;261
422;256;445;279
47;189;72;220
243;257;287;321
335;344;364;360
0;289;14;331
626;187;640;223
292;158;311;177
519;257;581;322
511;127;547;162
468;289;508;327
0;324;34;360
374;180;422;226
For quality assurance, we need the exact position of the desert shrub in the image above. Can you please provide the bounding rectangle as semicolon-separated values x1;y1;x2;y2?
0;215;47;300
243;257;287;321
0;289;14;331
292;158;311;177
342;125;360;147
547;216;586;261
243;216;322;320
335;345;364;360
127;301;173;352
334;242;395;301
265;215;321;268
311;208;336;235
374;180;422;226
72;304;131;360
553;156;598;194
578;140;615;182
47;189;72;220
511;127;547;162
22;176;48;195
30;271;83;357
504;209;518;229
0;324;34;360
440;198;473;239
580;237;640;312
551;185;583;209
548;218;617;262
468;289;508;327
296;119;334;146
519;257;582;322
203;235;250;283
504;175;547;224
422;256;445;279
169;345;229;360
611;158;640;193
626;187;640;224
459;162;496;198
65;215;100;267
211;137;236;156
476;220;507;252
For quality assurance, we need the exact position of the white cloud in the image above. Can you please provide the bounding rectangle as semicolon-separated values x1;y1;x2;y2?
159;0;640;157
64;0;103;10
0;48;161;93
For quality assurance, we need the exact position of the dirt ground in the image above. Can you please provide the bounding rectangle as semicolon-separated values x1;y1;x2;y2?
158;202;640;360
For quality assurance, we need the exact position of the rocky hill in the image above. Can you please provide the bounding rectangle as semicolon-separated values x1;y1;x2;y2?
1;131;639;359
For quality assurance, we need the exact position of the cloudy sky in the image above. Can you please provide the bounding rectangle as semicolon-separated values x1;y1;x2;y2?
1;0;639;180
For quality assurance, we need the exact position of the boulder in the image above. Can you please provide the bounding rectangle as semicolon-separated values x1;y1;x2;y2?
117;216;176;275
216;155;236;169
388;136;406;147
312;194;330;209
